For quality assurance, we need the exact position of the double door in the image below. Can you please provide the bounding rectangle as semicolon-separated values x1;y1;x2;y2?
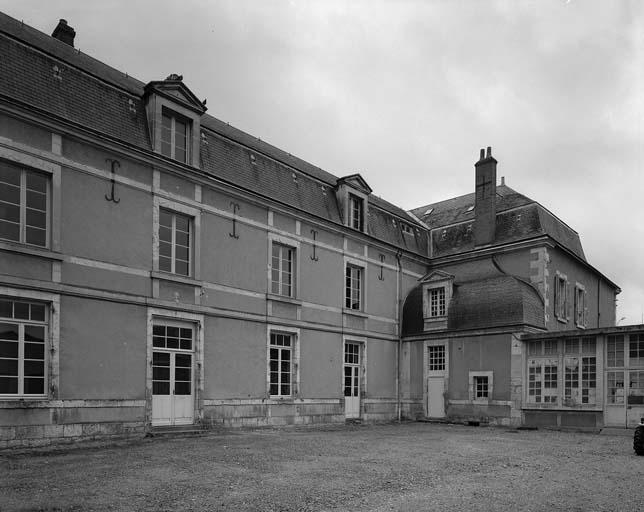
151;323;194;426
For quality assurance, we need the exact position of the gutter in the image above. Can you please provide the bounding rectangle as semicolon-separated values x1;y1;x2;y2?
395;250;403;422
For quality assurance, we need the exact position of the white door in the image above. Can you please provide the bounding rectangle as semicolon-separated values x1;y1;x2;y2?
427;377;445;418
152;323;194;426
426;343;447;418
344;342;361;419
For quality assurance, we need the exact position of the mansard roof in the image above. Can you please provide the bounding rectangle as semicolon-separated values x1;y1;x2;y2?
0;12;428;256
410;184;586;261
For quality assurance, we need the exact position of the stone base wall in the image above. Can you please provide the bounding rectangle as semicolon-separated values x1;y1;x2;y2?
446;403;519;427
522;409;603;429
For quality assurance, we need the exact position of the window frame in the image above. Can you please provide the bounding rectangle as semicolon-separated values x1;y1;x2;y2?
345;262;364;311
158;208;192;277
574;283;587;328
153;196;201;280
0;161;51;249
0;288;59;401
428;287;446;318
160;109;191;164
267;326;300;399
268;234;300;299
469;370;493;403
554;272;569;323
348;193;364;231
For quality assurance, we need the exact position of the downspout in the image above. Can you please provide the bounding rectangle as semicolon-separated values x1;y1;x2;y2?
396;250;403;422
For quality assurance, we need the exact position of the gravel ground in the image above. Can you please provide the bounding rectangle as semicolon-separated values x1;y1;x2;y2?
1;422;642;512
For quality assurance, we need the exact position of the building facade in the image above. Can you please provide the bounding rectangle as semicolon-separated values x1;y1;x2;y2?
0;14;625;448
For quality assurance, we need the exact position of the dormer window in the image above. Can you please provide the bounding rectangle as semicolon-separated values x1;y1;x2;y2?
420;270;454;331
144;75;207;168
349;194;364;231
161;110;189;163
429;287;446;317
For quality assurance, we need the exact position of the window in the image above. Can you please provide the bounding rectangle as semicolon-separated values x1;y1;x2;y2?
554;273;568;322
271;243;295;297
607;371;624;404
526;336;597;406
607;335;624;367
428;345;445;371
348;194;364;231
161;111;189;163
0;298;47;397
528;366;542;403
159;208;191;276
345;264;363;310
574;284;587;328
269;332;293;397
429;287;446;317
628;371;644;405
401;223;413;235
629;333;644;367
0;162;49;247
527;359;558;404
474;376;489;399
469;371;493;401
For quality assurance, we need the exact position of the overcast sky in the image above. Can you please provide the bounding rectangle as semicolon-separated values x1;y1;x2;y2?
2;0;643;324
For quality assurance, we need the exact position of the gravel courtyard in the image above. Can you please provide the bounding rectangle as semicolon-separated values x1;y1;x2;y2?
1;422;642;512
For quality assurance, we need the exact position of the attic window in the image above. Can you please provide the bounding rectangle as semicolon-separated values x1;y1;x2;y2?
424;208;434;216
161;109;189;163
128;99;136;114
401;223;413;235
466;205;474;212
249;154;256;165
349;194;364;231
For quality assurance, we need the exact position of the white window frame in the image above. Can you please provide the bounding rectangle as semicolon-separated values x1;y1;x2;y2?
160;109;191;164
574;283;587;328
469;370;493;403
0;287;59;401
344;256;366;312
153;196;201;280
348;193;364;231
267;233;300;299
267;325;300;399
428;287;446;318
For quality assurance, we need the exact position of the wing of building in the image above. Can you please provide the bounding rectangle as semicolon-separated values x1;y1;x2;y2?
0;14;638;448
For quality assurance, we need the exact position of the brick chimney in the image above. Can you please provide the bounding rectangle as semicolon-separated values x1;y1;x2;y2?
473;146;497;246
51;19;76;47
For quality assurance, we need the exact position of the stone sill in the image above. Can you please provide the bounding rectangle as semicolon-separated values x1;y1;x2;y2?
0;241;64;261
266;293;302;306
151;270;201;287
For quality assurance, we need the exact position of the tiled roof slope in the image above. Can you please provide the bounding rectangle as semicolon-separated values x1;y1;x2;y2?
402;257;545;336
410;185;586;261
0;12;427;255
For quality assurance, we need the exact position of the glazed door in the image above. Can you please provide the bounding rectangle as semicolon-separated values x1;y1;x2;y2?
151;323;194;426
344;342;361;419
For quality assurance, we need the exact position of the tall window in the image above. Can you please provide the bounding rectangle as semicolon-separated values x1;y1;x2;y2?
574;284;587;328
0;298;47;397
429;287;446;317
0;162;49;247
345;264;363;310
348;194;363;231
271;243;295;297
161;111;189;163
159;209;191;276
269;332;292;397
607;335;624;367
554;273;568;322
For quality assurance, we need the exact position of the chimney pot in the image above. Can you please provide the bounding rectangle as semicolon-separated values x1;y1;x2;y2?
486;146;492;158
501;176;505;186
52;18;76;47
479;148;485;160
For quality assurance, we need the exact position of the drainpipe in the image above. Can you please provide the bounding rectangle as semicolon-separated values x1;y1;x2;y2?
396;250;403;422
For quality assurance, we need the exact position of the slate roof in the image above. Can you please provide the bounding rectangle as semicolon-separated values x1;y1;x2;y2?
402;257;545;336
410;185;586;261
0;12;428;255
